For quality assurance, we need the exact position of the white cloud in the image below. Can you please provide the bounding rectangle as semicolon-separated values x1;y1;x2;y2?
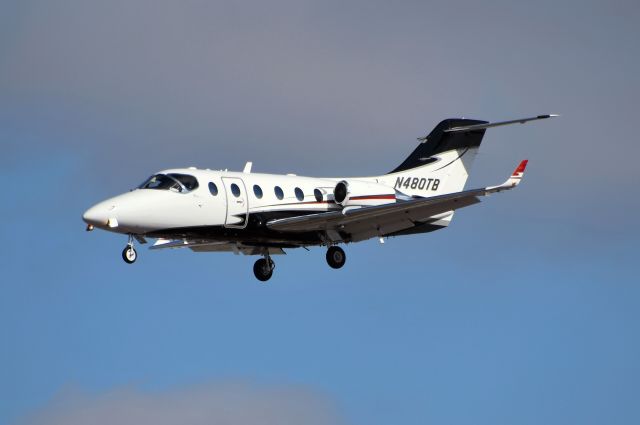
15;382;348;425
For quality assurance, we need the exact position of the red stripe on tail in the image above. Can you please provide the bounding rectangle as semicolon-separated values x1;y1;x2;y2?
512;159;528;175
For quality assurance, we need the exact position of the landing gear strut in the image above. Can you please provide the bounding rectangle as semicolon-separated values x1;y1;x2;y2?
253;254;275;282
122;234;137;264
326;246;346;269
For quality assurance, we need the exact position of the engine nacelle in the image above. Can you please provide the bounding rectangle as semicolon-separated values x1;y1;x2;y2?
332;180;396;207
333;181;349;205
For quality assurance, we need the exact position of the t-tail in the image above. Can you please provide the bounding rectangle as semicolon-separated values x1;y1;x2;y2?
375;115;557;198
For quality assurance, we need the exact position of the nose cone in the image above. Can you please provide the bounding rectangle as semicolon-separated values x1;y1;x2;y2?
82;190;160;233
83;196;120;228
82;203;111;227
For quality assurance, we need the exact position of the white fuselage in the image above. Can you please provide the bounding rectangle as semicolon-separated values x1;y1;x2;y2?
83;168;398;239
83;148;476;246
80;114;550;280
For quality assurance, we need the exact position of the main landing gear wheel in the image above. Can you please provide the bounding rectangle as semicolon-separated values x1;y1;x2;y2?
326;246;346;269
253;258;275;282
122;245;137;264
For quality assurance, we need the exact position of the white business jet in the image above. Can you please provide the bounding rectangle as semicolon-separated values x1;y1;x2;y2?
83;115;556;281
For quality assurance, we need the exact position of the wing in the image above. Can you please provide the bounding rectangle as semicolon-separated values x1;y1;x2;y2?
150;239;285;255
267;160;529;242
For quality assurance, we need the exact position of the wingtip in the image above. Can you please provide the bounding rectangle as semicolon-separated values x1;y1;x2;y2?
513;159;528;175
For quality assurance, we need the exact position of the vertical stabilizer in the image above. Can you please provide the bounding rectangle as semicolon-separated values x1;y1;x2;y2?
375;119;488;197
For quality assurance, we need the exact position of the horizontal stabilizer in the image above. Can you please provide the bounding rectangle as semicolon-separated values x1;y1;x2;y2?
443;114;558;133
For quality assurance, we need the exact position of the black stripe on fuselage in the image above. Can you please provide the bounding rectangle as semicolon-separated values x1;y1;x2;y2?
145;210;326;246
144;211;448;247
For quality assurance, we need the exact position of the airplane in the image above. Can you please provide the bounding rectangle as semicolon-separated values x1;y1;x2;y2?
82;114;556;281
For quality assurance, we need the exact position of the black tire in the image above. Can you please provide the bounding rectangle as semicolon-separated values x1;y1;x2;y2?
326;246;346;269
253;258;273;282
122;246;137;264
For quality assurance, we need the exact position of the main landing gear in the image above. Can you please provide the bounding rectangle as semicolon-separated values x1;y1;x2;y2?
326;246;346;269
253;254;275;282
122;234;137;264
251;246;346;282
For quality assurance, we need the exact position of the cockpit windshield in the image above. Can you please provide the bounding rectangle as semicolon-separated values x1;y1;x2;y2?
138;173;199;193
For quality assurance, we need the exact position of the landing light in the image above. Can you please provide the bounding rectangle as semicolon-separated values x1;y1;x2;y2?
86;224;94;231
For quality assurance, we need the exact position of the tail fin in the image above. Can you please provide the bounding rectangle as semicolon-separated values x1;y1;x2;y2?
389;119;488;173
377;119;488;197
372;115;556;198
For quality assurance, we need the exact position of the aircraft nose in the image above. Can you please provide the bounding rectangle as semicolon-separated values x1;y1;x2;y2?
83;200;118;227
82;191;155;232
82;204;107;226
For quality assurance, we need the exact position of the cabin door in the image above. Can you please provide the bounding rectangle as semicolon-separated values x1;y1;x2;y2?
221;177;249;229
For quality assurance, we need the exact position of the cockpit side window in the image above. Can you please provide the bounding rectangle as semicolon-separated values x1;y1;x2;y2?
139;174;181;191
138;173;199;193
168;174;199;191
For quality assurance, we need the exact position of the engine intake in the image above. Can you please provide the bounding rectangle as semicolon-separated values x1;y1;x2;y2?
333;181;349;205
331;179;396;207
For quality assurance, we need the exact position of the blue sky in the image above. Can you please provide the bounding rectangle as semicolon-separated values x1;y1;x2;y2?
1;1;639;424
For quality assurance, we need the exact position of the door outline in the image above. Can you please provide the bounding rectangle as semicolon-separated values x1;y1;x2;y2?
221;177;249;229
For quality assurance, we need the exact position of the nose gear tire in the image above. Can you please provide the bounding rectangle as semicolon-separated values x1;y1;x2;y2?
122;246;137;264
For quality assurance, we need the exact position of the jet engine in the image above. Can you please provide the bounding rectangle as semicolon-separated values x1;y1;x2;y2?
332;180;396;207
333;181;349;205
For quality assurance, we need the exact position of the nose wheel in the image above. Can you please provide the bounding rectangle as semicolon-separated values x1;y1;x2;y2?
253;256;275;282
122;245;137;263
326;246;346;269
122;234;137;264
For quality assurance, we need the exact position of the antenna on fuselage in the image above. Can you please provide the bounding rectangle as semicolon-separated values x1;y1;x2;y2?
243;162;253;173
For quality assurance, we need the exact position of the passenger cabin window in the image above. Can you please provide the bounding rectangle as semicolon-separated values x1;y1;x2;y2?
314;189;323;202
208;182;218;196
230;183;241;197
295;187;304;201
253;185;263;199
138;173;199;193
274;186;284;200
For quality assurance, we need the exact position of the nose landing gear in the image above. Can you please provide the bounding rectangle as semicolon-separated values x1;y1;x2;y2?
122;234;137;264
253;253;275;282
326;246;346;269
